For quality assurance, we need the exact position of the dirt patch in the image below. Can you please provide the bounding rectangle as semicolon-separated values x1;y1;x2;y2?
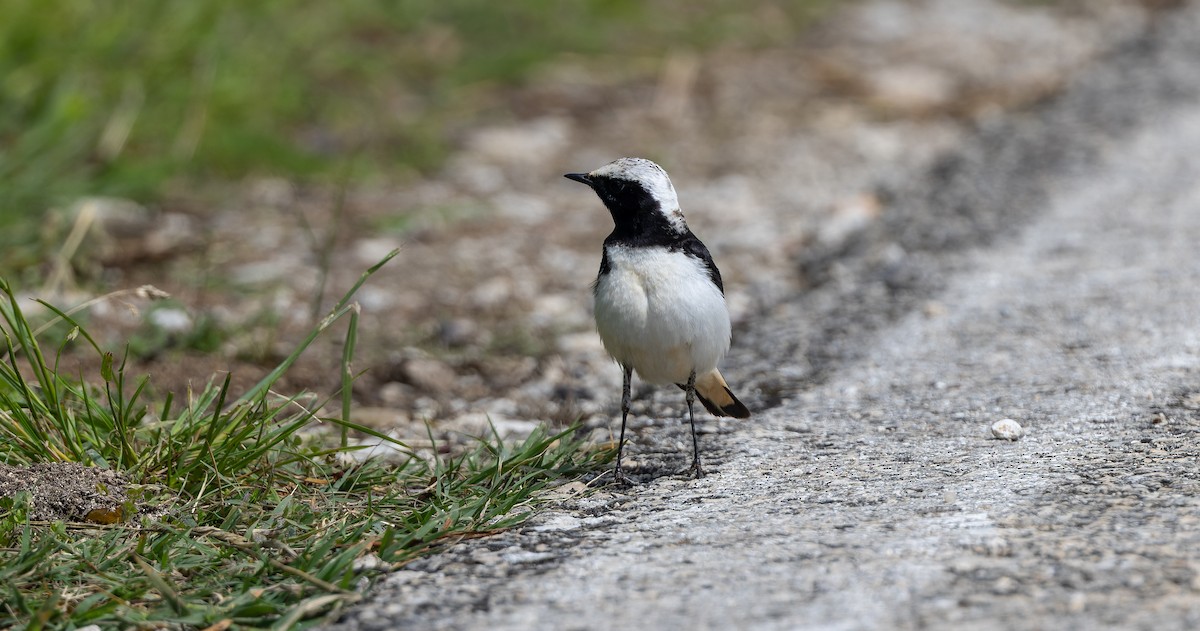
0;462;129;523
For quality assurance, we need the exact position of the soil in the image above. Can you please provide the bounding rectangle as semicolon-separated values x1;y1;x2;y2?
0;463;128;523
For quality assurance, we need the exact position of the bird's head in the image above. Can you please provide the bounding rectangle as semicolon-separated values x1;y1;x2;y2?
565;157;688;235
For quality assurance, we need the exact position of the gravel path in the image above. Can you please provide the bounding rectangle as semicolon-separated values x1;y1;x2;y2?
328;5;1200;630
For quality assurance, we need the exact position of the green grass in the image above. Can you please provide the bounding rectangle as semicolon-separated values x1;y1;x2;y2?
0;254;610;629
0;0;836;272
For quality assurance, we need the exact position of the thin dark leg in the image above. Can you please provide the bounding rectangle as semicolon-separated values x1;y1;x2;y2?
615;364;633;485
685;369;704;478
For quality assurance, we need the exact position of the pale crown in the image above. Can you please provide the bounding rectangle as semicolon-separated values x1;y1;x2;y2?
590;157;687;233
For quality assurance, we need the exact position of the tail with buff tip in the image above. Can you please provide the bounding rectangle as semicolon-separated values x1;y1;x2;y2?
679;369;751;418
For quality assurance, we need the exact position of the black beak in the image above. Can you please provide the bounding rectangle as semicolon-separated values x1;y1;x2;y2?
564;172;592;186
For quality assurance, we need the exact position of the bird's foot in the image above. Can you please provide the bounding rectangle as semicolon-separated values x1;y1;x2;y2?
686;460;706;479
612;466;634;487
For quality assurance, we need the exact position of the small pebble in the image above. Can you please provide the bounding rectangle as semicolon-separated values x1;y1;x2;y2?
992;576;1018;595
528;512;582;532
352;554;386;572
148;307;192;333
991;418;1024;441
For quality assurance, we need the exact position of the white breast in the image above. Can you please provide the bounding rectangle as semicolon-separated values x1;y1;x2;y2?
593;244;731;384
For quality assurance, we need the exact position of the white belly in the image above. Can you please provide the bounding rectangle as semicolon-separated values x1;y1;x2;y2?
593;244;731;384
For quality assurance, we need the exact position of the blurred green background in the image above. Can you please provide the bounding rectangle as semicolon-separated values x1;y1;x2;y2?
0;0;832;275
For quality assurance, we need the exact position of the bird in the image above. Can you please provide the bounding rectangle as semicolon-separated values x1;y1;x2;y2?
565;157;750;482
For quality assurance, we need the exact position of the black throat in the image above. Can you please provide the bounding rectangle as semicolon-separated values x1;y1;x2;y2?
590;177;680;242
589;176;725;294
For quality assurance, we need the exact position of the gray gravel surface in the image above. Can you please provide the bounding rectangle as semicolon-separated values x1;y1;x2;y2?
327;5;1200;630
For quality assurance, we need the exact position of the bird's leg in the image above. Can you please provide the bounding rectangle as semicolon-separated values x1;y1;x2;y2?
685;369;705;478
615;364;633;485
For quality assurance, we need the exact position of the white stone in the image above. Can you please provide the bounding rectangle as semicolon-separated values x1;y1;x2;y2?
990;418;1024;441
149;307;192;333
529;512;583;532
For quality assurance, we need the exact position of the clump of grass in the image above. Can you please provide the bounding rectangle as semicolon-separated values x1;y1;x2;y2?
0;253;608;629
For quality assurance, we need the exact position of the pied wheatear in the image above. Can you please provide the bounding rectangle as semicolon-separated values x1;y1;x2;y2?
565;157;750;481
